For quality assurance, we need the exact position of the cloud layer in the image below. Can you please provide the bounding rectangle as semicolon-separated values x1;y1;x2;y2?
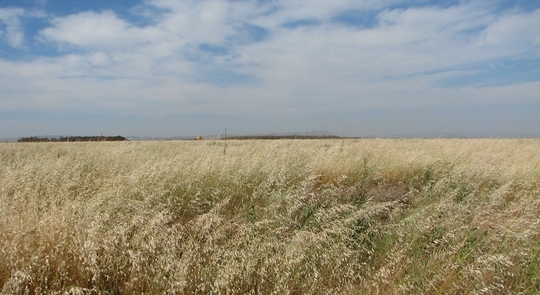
1;0;539;137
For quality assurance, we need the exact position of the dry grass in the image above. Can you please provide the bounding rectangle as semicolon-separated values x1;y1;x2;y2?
1;139;539;294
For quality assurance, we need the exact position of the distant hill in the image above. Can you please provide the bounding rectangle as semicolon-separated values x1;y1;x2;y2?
264;131;337;137
125;131;339;141
223;131;339;140
125;136;194;141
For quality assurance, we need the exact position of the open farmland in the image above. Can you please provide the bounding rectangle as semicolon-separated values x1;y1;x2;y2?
1;139;539;294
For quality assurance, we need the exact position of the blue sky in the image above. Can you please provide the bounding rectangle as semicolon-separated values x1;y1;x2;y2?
1;0;539;138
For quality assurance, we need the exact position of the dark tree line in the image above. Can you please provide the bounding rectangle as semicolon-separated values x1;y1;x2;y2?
18;136;127;142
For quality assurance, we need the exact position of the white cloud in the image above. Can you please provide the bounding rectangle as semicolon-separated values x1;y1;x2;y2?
146;0;262;44
269;3;538;87
0;7;25;47
18;2;540;89
480;9;540;50
39;11;168;50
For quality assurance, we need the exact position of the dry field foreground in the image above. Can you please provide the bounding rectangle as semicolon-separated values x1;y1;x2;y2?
1;139;539;294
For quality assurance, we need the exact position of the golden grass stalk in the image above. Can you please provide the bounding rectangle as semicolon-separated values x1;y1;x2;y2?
1;139;539;294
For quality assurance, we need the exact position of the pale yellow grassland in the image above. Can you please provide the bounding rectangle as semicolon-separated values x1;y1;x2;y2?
0;139;539;294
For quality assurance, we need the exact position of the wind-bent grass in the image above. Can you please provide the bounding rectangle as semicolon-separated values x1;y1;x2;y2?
1;139;539;294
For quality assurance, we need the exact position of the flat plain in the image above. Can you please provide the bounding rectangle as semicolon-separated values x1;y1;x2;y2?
1;139;539;294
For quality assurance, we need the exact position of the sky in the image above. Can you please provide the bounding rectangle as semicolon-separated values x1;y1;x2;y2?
1;0;539;138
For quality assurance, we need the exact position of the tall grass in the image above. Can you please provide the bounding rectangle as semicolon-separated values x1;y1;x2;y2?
1;139;539;294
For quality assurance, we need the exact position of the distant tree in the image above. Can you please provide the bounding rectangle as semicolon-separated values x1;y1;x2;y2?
18;136;127;142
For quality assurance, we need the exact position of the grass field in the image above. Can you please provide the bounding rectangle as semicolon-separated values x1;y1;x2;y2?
1;139;539;294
